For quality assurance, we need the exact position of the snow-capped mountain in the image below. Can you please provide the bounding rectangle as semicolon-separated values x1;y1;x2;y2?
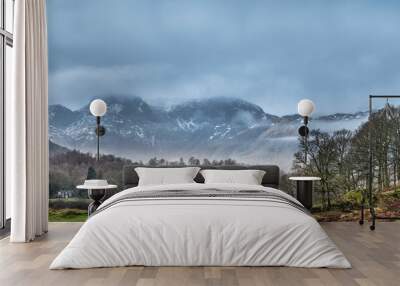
48;96;368;171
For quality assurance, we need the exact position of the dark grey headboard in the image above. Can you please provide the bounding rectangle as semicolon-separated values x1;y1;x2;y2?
122;165;280;189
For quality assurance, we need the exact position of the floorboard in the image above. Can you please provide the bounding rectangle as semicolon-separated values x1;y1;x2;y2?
0;221;399;286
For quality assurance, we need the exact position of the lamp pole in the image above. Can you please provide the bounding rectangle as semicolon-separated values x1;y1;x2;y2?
297;99;315;168
304;116;308;165
90;99;107;162
96;116;100;161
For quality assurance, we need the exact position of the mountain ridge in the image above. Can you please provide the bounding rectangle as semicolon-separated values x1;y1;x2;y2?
55;95;367;122
49;96;368;171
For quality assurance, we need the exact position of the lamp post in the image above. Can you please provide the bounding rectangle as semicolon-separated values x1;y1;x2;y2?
89;99;107;161
297;99;315;165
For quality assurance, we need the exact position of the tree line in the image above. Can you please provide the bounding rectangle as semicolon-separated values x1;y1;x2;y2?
49;148;241;198
292;104;400;211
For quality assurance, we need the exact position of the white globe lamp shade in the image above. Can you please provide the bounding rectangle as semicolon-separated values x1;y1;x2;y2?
297;99;315;117
90;99;107;117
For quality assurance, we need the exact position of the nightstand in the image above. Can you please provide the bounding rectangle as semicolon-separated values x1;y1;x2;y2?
289;177;321;210
77;183;117;216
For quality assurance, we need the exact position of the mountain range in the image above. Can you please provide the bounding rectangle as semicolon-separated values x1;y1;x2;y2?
49;96;368;171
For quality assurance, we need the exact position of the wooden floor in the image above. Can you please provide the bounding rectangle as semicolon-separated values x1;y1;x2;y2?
0;222;399;286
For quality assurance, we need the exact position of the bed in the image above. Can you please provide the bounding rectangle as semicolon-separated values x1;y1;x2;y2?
50;165;351;269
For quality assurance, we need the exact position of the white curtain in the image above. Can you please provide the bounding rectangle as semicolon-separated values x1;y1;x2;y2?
9;0;49;242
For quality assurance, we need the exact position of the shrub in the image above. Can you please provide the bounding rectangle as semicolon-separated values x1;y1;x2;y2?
49;198;90;210
378;190;400;210
340;189;363;211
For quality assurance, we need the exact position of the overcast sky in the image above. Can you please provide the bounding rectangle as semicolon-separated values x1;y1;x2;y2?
47;0;400;115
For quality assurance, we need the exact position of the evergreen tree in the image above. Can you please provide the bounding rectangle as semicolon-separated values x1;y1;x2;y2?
86;166;97;179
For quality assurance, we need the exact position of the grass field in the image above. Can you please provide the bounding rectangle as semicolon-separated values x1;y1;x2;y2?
48;209;87;222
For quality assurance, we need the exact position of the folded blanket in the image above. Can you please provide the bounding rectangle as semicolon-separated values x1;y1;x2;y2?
94;188;309;217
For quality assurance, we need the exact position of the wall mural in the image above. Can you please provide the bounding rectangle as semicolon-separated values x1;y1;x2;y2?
47;0;400;221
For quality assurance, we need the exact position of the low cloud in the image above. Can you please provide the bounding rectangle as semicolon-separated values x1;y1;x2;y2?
48;0;400;115
49;63;309;114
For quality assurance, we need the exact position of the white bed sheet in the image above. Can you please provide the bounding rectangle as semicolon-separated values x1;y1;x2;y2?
50;183;351;269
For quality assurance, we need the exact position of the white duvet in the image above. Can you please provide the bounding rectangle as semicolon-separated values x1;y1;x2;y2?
50;183;351;269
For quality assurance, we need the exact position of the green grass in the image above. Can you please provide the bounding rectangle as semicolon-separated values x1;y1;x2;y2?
49;209;88;222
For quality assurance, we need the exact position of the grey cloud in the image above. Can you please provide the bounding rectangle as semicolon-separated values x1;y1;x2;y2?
47;0;400;115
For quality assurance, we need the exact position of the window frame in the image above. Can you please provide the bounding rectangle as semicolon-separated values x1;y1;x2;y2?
0;0;13;230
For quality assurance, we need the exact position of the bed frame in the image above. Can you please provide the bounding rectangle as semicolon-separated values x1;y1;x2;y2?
122;165;280;190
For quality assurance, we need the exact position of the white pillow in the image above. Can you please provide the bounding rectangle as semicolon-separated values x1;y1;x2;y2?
135;167;200;186
200;169;266;185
